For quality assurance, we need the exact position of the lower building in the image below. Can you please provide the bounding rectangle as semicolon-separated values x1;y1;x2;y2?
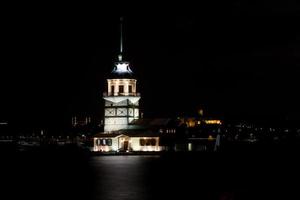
93;118;176;152
93;132;162;152
92;117;222;152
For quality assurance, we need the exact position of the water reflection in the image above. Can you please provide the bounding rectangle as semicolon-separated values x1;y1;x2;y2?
3;147;299;200
91;156;159;200
89;155;228;200
89;153;300;200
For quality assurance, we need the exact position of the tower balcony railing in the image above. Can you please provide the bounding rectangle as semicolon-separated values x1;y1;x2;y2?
103;92;140;97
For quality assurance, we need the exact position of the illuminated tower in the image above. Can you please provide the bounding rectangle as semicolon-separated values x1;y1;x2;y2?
103;18;141;132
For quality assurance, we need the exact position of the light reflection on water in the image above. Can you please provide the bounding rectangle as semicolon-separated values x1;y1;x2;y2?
88;153;299;200
89;155;239;200
4;149;297;200
90;156;160;200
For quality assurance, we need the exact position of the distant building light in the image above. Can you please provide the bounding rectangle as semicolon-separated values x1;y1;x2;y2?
204;120;222;125
188;143;192;151
198;109;204;116
208;135;214;141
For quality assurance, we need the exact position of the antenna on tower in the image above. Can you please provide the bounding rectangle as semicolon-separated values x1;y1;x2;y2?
118;17;124;61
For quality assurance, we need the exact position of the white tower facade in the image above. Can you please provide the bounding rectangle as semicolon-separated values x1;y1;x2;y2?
103;18;141;132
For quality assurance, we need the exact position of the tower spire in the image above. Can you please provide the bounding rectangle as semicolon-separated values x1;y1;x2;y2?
112;17;133;75
119;17;123;61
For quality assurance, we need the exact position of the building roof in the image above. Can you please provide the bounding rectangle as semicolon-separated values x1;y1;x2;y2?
130;118;172;127
94;129;161;138
93;133;124;138
118;129;161;137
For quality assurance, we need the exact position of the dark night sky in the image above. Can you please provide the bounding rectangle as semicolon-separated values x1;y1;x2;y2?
1;1;300;127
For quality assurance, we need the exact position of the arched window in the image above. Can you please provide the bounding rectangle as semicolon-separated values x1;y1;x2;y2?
150;139;156;146
106;139;112;146
128;85;132;93
140;139;145;146
111;85;115;95
119;85;124;93
145;139;151;146
96;139;101;146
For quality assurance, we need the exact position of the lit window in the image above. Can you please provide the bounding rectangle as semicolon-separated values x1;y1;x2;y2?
140;139;156;146
96;139;101;146
99;139;112;146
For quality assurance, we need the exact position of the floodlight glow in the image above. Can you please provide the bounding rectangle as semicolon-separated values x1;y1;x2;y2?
116;63;128;72
113;62;133;74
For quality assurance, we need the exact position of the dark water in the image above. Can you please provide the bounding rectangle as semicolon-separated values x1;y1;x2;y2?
90;153;300;200
1;145;299;200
